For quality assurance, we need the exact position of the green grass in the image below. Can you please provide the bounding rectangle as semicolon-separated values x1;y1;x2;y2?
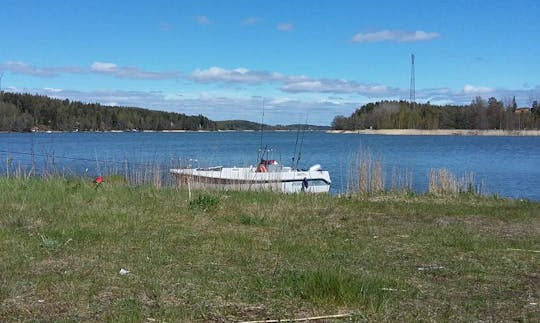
0;177;539;321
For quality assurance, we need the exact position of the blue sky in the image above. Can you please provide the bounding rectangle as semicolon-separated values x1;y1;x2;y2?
1;0;539;125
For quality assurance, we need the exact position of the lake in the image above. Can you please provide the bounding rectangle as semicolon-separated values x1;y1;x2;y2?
1;131;540;200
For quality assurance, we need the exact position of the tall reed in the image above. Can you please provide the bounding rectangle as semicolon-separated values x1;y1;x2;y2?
390;166;413;192
348;151;385;194
428;168;483;195
349;152;483;197
0;151;182;188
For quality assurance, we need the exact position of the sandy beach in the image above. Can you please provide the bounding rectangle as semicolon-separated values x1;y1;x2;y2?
327;129;540;136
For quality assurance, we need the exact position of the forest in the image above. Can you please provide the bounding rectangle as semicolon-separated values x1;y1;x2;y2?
215;120;330;131
0;92;217;132
332;97;540;130
3;92;539;132
0;92;329;132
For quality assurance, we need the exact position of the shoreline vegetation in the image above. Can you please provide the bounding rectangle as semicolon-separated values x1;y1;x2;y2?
2;92;540;134
3;129;540;136
332;99;540;132
4;129;540;136
1;176;539;321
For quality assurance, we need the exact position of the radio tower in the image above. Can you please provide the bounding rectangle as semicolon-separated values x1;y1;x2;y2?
409;54;415;108
0;72;4;103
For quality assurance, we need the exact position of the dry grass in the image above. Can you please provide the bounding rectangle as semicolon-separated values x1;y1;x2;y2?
350;152;387;194
349;153;482;198
429;169;483;195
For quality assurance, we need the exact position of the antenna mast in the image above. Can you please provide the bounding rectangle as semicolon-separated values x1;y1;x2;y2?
0;72;4;102
410;54;415;108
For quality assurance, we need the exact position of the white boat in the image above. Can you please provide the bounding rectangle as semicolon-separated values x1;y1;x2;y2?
170;159;331;193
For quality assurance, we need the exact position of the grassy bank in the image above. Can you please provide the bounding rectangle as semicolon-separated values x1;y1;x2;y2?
1;178;539;321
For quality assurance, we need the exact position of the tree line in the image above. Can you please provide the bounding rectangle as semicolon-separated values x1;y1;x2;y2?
0;92;331;132
332;97;540;130
215;120;330;131
0;92;217;132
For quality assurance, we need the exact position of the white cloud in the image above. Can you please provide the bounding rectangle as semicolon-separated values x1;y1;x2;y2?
0;61;84;77
242;17;261;25
91;62;117;72
43;87;63;92
352;30;440;43
268;97;294;105
195;15;212;25
189;67;283;84
281;78;401;97
89;61;179;80
188;66;404;97
0;60;179;80
277;22;294;31
463;84;494;94
0;61;55;77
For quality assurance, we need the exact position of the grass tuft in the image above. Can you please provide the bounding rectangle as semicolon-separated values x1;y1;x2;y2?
188;193;220;212
238;213;267;226
276;268;398;309
39;234;61;252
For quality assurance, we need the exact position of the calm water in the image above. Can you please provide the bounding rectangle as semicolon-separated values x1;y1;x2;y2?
1;131;540;200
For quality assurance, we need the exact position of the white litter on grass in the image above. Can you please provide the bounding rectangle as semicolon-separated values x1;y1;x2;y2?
507;248;540;253
417;265;445;271
119;268;130;275
381;288;407;292
38;299;45;303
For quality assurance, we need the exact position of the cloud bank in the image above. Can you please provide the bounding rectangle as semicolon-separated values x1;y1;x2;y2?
90;62;180;80
5;84;538;126
189;67;283;84
281;79;401;97
3;61;538;125
188;67;402;97
1;61;179;80
0;61;84;78
352;30;440;43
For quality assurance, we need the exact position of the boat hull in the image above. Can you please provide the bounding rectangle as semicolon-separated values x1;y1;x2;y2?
170;167;331;193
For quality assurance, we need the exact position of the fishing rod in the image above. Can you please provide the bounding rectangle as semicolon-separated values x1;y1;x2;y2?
291;121;301;167
295;114;308;169
257;98;265;163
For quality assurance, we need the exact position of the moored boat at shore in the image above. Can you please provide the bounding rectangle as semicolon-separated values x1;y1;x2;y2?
170;158;331;193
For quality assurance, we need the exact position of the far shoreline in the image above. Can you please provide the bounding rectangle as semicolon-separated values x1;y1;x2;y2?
2;129;540;136
327;129;540;136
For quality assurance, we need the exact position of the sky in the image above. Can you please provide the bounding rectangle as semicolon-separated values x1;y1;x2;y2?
1;0;539;125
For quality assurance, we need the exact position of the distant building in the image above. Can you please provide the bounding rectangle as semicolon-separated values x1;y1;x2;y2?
515;107;531;114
